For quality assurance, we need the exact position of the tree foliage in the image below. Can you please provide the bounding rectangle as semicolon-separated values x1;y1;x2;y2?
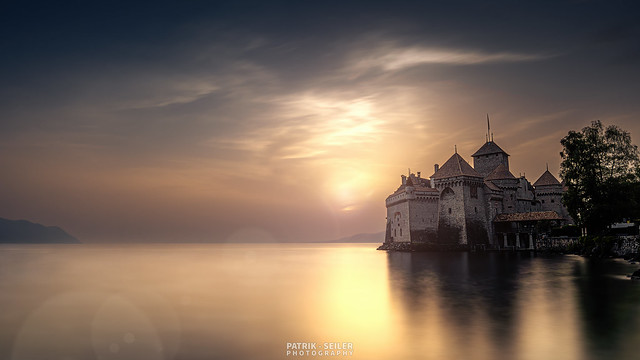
560;120;640;234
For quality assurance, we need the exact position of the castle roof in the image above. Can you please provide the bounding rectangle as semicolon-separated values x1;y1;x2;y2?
414;186;439;194
493;211;563;222
533;170;561;187
390;184;438;197
484;180;502;191
431;153;483;179
472;141;509;157
484;163;516;181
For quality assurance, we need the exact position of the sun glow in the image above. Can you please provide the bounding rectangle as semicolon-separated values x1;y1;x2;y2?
258;92;397;215
323;168;377;214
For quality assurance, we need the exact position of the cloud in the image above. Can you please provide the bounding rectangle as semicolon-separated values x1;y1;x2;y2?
350;45;555;73
3;3;640;242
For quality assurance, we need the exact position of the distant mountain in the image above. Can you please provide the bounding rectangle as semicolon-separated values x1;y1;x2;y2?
325;231;384;243
0;218;80;244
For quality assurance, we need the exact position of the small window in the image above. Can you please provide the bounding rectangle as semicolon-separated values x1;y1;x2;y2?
470;185;478;199
400;228;402;236
394;229;396;237
448;208;452;214
551;199;555;203
475;207;477;213
542;200;545;203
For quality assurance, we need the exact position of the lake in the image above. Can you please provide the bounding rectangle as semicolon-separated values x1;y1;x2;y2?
1;243;639;360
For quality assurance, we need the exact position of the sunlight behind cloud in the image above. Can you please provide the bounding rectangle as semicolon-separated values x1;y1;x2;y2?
199;90;404;218
280;94;384;148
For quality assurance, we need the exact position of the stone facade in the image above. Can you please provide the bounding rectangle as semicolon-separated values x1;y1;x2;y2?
385;175;438;243
534;169;572;220
384;137;573;247
472;141;510;177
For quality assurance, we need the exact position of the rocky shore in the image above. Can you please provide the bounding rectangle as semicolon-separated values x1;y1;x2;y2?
377;236;640;279
536;236;640;260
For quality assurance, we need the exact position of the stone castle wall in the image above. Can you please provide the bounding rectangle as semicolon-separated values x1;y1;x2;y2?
386;200;411;243
491;178;518;213
408;198;439;243
436;179;468;244
462;180;490;245
515;178;539;213
536;185;570;222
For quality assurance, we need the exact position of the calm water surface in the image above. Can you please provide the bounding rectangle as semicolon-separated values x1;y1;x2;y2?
1;243;639;360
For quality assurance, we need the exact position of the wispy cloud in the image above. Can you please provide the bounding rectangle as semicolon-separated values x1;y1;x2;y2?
350;46;555;72
122;81;220;109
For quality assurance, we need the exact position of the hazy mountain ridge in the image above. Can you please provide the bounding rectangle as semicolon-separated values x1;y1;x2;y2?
324;231;384;243
0;218;79;244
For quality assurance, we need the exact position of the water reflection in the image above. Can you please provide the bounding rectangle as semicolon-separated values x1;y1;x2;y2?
1;245;640;360
386;252;526;360
571;259;640;359
385;252;640;360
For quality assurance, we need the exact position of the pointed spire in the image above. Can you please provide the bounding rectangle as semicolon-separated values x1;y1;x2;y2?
487;114;491;142
546;163;549;171
454;145;457;153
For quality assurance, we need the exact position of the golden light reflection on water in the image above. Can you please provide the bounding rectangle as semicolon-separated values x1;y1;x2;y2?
311;247;394;359
515;257;585;360
1;245;640;360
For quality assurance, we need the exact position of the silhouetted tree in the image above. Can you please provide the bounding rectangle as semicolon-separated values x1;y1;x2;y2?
560;120;640;234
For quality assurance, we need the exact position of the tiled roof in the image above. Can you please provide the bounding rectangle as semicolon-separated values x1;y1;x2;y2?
484;180;502;191
484;164;516;181
391;184;438;196
494;211;563;222
413;186;439;193
533;170;561;187
472;141;509;157
431;153;483;179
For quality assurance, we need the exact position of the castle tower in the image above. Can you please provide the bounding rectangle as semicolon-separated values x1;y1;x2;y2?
431;152;489;245
534;168;572;223
385;172;439;244
471;116;510;177
484;164;519;213
471;141;510;177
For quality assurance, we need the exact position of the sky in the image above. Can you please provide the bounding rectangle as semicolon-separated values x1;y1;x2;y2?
1;0;639;242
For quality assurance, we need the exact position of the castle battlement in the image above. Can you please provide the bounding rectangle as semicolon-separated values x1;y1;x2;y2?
383;127;572;249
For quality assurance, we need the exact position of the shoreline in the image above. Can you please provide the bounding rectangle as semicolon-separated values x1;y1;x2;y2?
377;238;640;278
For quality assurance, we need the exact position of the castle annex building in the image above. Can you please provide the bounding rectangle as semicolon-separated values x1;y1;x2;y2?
384;126;572;249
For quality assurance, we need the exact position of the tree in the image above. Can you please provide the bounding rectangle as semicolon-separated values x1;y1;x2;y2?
560;120;640;235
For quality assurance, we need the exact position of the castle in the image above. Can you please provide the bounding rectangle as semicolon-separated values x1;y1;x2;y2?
383;120;572;250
